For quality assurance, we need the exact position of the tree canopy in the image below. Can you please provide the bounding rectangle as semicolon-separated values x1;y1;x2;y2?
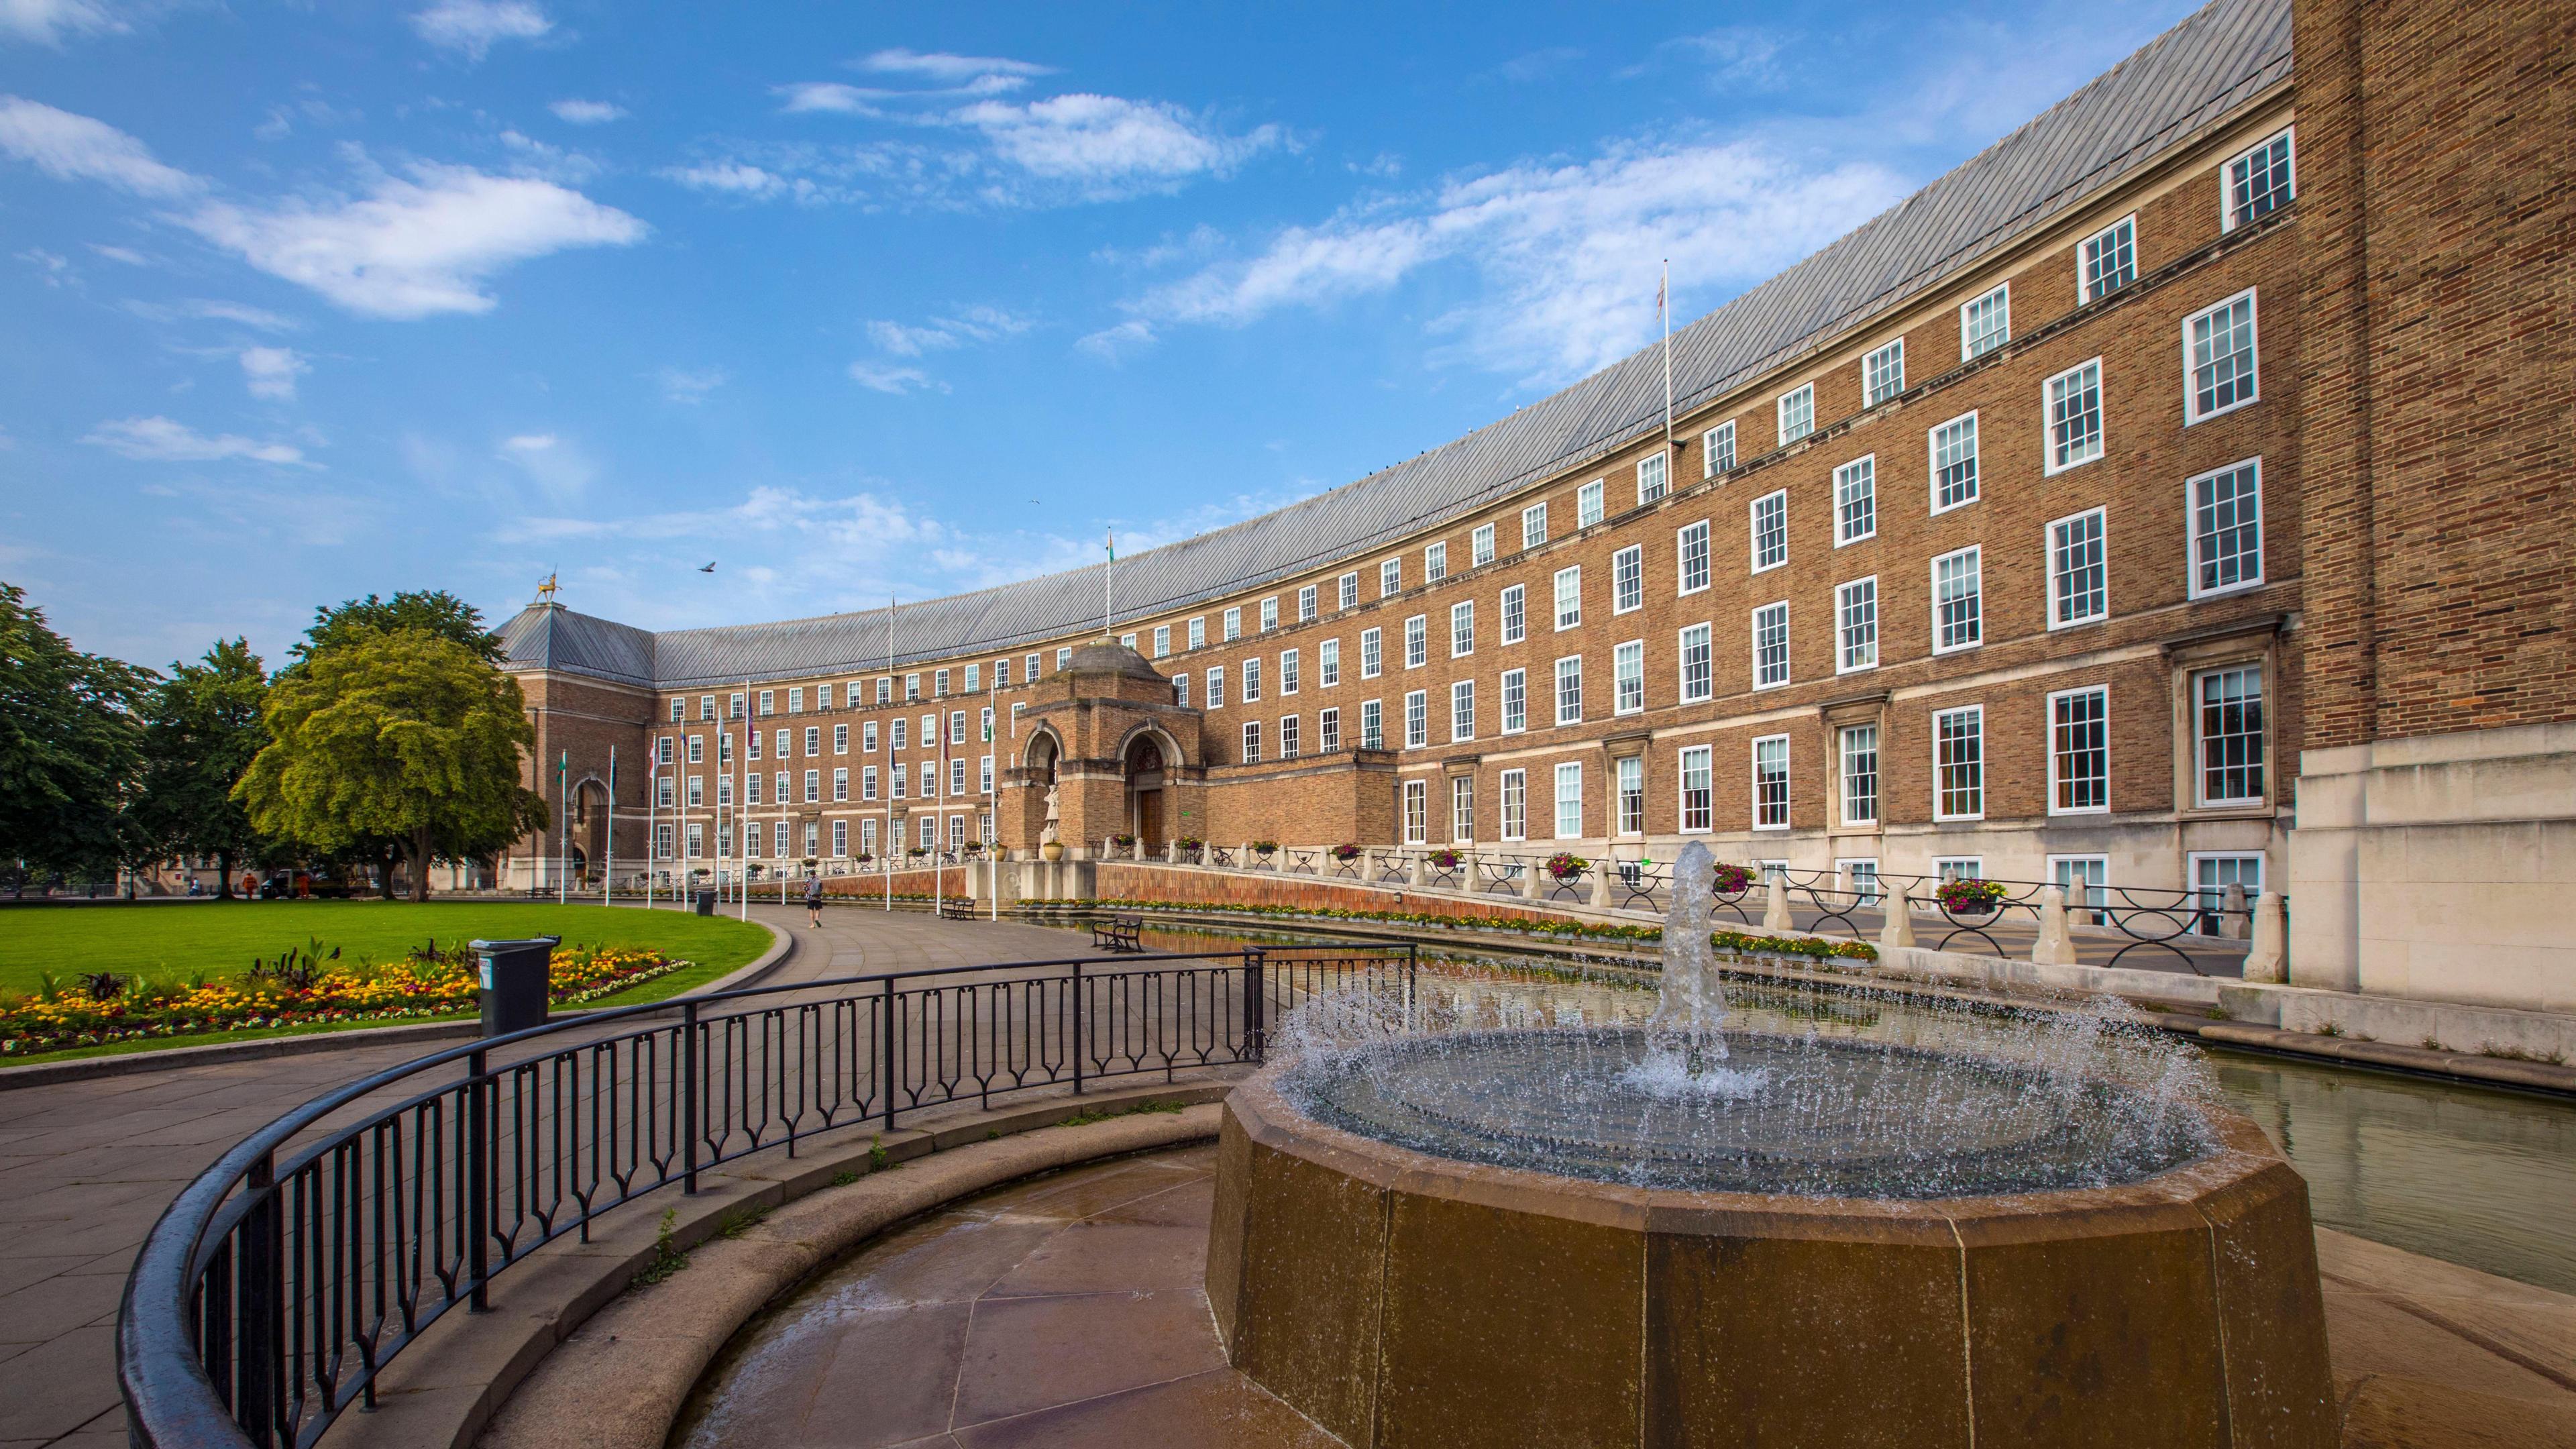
0;582;151;881
292;590;505;667
235;628;546;900
132;637;271;896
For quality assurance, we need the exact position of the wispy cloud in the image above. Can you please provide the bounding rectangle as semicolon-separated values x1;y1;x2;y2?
1128;136;1904;388
953;93;1285;199
657;366;725;404
495;430;593;500
549;98;626;124
846;362;942;395
661;159;797;200
238;345;306;400
85;415;313;466
184;160;647;318
87;241;147;264
1074;319;1155;365
125;298;299;330
855;48;1055;85
1639;26;1790;87
1491;47;1583;84
863;305;1031;357
409;0;551;62
0;0;125;46
2;100;644;319
0;95;199;197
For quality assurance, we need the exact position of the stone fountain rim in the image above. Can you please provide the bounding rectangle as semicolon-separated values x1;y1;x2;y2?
1228;1049;2296;1235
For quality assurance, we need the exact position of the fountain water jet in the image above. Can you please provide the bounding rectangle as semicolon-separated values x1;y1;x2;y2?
1206;850;2338;1447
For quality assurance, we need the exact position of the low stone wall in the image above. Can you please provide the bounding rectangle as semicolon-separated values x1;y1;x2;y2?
821;865;965;898
2219;981;2576;1063
1094;861;1613;931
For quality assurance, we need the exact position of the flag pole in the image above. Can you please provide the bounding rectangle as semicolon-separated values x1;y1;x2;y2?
557;751;569;905
645;749;657;911
1103;528;1114;639
739;678;751;923
1661;258;1674;451
604;747;615;908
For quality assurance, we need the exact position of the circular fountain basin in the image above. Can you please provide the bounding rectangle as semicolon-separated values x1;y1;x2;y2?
1208;1032;2337;1448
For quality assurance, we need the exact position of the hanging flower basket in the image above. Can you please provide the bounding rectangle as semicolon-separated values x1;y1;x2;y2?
1937;877;2007;915
1250;841;1279;856
1177;836;1205;851
1330;843;1363;861
1711;863;1756;894
1427;848;1462;870
1110;833;1137;849
1544;852;1589;882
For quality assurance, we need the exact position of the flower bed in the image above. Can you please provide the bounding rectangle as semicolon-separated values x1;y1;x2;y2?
1016;897;1877;963
0;940;689;1057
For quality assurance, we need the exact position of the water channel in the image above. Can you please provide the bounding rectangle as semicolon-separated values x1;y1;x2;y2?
1116;922;2576;1295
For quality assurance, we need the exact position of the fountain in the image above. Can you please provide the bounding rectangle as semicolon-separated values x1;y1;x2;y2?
1205;843;2337;1447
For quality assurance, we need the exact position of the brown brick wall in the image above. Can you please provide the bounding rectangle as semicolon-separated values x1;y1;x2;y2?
2295;0;2576;749
1096;863;1587;930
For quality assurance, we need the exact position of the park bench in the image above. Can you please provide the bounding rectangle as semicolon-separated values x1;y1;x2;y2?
936;897;980;920
1091;914;1144;953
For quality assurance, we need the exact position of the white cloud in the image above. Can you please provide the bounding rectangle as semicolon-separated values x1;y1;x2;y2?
87;241;146;264
774;83;879;117
1491;47;1582;84
238;345;306;400
954;93;1285;197
1074;318;1155;364
0;95;200;197
855;48;1055;85
863;305;1031;357
549;99;627;124
0;0;125;46
496;431;594;501
1647;27;1789;88
661;160;792;199
184;162;646;318
657;366;724;404
846;362;943;395
1136;137;1904;388
409;0;551;61
84;415;312;466
125;298;299;330
17;246;72;284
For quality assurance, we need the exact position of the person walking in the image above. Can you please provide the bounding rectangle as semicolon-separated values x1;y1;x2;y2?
804;872;824;928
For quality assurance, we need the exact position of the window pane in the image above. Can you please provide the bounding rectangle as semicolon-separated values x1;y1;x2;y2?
1553;568;1581;629
1750;491;1787;570
1616;756;1643;835
1931;414;1979;510
1679;623;1713;702
2198;667;2265;803
1678;521;1710;594
2084;217;2135;300
1555;657;1582;724
2190;293;2258;419
2051;511;2107;625
2053;688;2109;811
1501;585;1526;643
1752;603;1790;688
1581;478;1608;525
1837;578;1878;672
1776;385;1814;444
1680;745;1713;832
1753;737;1790;828
1554;763;1582;839
2229;131;2294;227
1703;422;1735;476
1864;339;1904;405
2192;461;2263;592
2049;361;2102;469
1501;669;1525;732
1935;708;1984;818
1962;286;2009;358
1835;456;1876;543
1614;640;1644;714
1840;725;1878;824
1935;548;1981;650
1614;545;1644;612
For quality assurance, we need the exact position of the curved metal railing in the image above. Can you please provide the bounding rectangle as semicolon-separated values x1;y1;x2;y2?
119;944;1414;1449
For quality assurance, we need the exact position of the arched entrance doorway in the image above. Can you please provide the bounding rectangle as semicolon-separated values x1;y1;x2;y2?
1123;735;1167;847
571;778;610;883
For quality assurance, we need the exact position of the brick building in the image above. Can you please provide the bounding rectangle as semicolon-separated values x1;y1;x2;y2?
498;0;2575;1012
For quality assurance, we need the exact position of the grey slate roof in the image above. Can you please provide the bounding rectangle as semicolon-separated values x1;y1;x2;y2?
503;0;2293;693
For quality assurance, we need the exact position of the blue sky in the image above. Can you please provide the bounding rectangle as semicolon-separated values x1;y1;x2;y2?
2;0;2201;670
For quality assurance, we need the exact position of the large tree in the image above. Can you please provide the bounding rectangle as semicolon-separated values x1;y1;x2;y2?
292;590;506;667
133;638;270;898
235;628;547;901
0;582;150;885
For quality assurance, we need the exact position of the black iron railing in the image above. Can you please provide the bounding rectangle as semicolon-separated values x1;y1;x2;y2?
119;945;1413;1449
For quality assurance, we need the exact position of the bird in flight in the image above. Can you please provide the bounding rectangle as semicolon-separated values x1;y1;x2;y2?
698;561;716;573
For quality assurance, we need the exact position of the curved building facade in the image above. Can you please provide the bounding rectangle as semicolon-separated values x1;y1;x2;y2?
499;0;2576;1013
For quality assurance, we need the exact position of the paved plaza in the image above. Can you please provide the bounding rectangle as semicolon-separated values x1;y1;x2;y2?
0;906;1112;1449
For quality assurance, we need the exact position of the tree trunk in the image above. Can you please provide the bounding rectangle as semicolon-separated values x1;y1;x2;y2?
376;844;398;900
215;849;234;900
406;825;433;902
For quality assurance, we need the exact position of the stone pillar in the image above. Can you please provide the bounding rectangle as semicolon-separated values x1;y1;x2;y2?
2219;882;2251;940
1133;835;1148;863
1522;859;1547;902
1880;889;1917;952
1762;873;1792;931
1461;851;1479;894
1409;851;1429;889
1589;859;1615;910
2031;886;2081;966
2242;891;2289;983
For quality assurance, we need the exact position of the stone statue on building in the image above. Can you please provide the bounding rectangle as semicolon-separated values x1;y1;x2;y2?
1038;780;1064;859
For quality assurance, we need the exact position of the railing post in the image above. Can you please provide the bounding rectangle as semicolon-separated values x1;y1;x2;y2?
466;1049;490;1311
237;1150;280;1447
1070;959;1085;1097
879;979;898;1130
1245;949;1267;1061
680;1004;699;1195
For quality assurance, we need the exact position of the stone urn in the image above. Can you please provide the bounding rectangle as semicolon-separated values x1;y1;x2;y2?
1039;826;1065;862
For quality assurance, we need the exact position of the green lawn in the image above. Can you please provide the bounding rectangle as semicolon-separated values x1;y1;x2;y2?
0;900;773;998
